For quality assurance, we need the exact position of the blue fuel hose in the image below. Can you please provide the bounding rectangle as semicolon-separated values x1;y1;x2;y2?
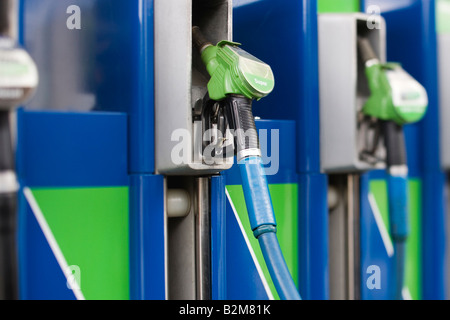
387;174;409;243
387;173;409;300
258;232;300;300
238;156;301;300
383;121;409;300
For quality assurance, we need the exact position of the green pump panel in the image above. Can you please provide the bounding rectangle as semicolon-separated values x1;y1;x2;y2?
318;0;360;13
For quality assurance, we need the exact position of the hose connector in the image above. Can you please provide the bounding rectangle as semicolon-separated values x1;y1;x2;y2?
238;156;277;235
253;224;277;239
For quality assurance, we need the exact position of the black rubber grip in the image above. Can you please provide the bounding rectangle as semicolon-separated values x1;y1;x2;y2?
0;111;14;171
357;36;379;63
382;121;407;167
0;0;11;37
0;109;18;299
0;192;18;300
192;26;212;53
227;95;259;154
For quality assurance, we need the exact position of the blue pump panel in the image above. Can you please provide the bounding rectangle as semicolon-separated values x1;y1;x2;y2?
211;175;227;300
360;171;395;300
129;174;166;300
17;0;165;300
19;194;78;300
16;110;128;188
17;110;166;300
16;110;129;299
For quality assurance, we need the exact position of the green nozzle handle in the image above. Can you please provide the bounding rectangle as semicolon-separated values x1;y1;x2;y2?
357;37;379;64
192;26;212;53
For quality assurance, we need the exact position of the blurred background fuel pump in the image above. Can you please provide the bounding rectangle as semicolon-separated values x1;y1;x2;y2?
0;0;38;300
357;36;428;299
319;12;427;300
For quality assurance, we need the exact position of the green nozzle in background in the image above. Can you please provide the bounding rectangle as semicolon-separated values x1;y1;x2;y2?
358;37;428;125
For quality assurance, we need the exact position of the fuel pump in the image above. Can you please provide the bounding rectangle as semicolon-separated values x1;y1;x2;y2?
357;36;428;300
0;0;38;300
192;26;301;300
